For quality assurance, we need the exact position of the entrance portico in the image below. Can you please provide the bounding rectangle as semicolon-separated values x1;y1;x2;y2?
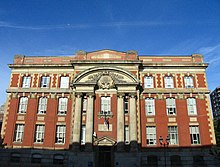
71;66;140;152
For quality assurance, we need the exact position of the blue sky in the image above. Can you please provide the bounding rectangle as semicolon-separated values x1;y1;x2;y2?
0;0;220;105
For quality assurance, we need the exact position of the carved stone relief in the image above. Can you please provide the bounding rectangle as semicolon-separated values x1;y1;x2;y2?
85;70;127;87
98;75;114;89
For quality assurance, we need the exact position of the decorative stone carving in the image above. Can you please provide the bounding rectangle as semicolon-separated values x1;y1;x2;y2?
109;72;126;83
94;136;116;146
87;72;102;82
98;75;114;89
86;70;127;85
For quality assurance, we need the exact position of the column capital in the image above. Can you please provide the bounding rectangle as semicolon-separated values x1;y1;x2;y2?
86;92;95;98
129;92;137;98
75;92;83;98
117;93;125;98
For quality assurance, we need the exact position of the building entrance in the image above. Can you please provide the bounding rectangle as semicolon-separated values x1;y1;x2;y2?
96;146;113;167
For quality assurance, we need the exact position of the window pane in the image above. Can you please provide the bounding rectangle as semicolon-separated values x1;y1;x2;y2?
83;97;87;113
124;97;129;114
41;76;50;88
144;76;154;88
145;98;155;115
190;126;200;144
60;76;69;88
101;96;111;114
22;76;31;88
18;97;28;114
146;126;156;145
164;76;174;88
81;125;86;144
38;97;47;114
125;125;129;144
166;98;176;115
14;124;24;142
184;76;194;88
35;125;45;143
187;98;197;115
56;125;66;144
58;98;68;115
168;126;178;145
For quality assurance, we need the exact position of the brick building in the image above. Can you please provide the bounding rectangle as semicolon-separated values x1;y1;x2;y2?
210;86;220;120
0;49;217;166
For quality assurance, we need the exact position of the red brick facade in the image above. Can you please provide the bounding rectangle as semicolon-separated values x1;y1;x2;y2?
1;50;215;150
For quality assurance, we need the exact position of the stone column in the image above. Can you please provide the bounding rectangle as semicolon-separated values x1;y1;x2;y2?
117;93;125;151
72;93;82;151
129;93;138;151
85;93;94;151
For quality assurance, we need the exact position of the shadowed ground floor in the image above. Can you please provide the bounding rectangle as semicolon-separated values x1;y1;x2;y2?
0;146;220;167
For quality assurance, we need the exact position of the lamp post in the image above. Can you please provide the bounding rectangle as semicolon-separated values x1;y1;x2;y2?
159;136;170;167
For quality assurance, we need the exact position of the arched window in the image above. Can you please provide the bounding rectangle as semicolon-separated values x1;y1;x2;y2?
187;98;197;115
18;97;28;114
58;97;68;115
145;98;155;115
38;97;47;114
166;98;176;115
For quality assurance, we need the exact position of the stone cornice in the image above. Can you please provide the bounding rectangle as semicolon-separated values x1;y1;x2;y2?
141;63;208;69
6;88;72;94
142;88;210;94
8;64;73;68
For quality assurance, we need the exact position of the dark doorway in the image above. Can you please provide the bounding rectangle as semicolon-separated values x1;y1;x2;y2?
96;146;113;167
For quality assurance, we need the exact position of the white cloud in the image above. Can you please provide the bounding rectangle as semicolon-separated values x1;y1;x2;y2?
199;44;220;56
198;44;220;65
0;20;183;30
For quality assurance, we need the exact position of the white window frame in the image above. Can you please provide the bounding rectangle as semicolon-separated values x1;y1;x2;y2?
190;126;200;145
55;125;66;144
125;125;129;144
60;76;69;88
14;124;24;142
184;76;194;88
144;76;154;88
81;125;86;145
146;126;156;145
18;97;28;114
168;126;178;145
58;98;68;115
166;98;176;115
145;98;155;115
187;98;197;115
35;125;45;143
101;96;111;115
38;97;47;114
164;76;174;88
41;76;50;88
22;76;31;88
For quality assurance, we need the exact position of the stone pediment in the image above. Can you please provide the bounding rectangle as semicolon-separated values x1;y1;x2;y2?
94;136;116;146
74;49;138;60
73;66;139;86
